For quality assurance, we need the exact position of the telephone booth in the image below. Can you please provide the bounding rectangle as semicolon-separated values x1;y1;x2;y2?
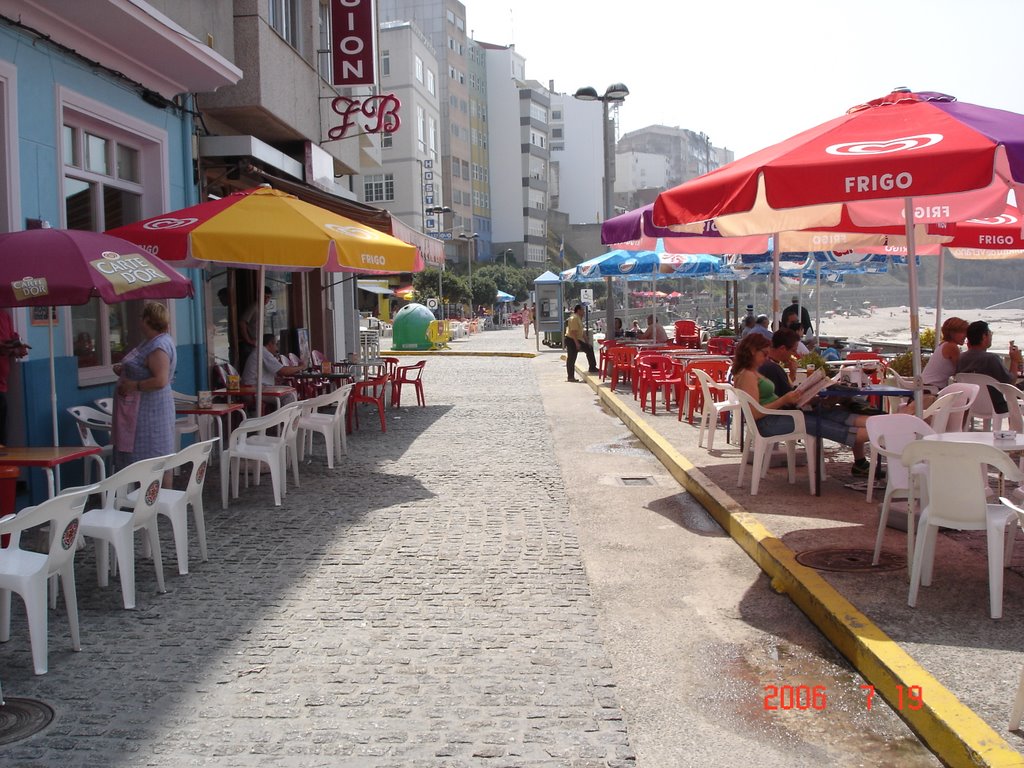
533;271;565;348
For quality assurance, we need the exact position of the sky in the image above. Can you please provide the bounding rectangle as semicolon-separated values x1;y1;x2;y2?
462;0;1024;159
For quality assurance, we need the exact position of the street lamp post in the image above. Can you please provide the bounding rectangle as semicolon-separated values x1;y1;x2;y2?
574;82;629;338
426;205;452;318
458;232;478;316
503;248;513;269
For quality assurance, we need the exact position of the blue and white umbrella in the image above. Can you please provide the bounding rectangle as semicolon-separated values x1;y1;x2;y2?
560;248;724;282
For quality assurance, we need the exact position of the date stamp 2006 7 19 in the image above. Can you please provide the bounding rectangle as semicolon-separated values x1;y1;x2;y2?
763;684;924;712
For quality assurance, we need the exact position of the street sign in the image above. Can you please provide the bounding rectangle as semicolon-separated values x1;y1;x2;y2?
427;232;452;240
426;297;439;309
580;289;594;306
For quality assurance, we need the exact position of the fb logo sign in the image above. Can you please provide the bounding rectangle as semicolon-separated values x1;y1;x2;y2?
826;134;943;155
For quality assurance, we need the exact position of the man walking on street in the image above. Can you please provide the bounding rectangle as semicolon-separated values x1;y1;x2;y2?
565;304;598;382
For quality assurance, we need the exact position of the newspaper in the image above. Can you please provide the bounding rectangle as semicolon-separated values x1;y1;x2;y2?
794;368;831;408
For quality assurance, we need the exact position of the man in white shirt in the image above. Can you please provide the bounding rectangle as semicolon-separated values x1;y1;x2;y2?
242;334;303;406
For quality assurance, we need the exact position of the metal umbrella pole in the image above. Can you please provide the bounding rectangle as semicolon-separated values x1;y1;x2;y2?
815;261;822;341
256;266;266;414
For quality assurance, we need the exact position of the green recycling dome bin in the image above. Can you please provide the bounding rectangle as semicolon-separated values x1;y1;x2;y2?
392;303;434;350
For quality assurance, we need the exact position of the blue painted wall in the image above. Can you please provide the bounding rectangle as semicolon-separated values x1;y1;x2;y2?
1;24;207;502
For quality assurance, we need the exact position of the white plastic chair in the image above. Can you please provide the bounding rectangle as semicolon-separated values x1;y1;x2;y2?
0;485;94;674
94;397;113;416
67;405;112;483
694;372;740;451
953;373;1007;432
902;440;1023;619
171;390;207;452
991;382;1024;433
930;381;979;433
864;414;934;566
919;390;958;434
221;403;301;508
76;454;169;610
246;401;301;487
998;496;1024;729
914;391;957;436
297;384;353;469
881;369;918;413
733;388;816;496
867;394;956;500
120;439;217;575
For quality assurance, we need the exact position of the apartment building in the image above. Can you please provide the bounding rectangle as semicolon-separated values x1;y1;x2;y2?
367;21;444;237
378;0;476;269
548;91;604;226
465;38;491;259
191;0;442;358
615;124;735;210
480;43;550;268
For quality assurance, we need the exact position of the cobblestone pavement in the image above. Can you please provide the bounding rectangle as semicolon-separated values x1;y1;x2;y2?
0;330;633;767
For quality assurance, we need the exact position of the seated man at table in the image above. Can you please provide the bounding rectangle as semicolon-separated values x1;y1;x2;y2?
759;328;801;395
638;315;669;343
750;314;773;340
241;334;303;407
955;320;1023;413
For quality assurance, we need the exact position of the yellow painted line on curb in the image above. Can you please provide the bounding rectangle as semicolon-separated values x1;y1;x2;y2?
579;367;1024;768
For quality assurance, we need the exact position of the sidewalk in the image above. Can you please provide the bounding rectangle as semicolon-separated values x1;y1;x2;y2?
557;335;1024;767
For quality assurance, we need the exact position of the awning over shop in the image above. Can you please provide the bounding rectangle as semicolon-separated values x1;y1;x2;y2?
357;281;395;295
390;216;445;266
257;168;392;231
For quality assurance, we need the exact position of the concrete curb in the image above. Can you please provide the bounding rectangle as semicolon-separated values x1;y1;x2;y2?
385;349;537;358
578;366;1024;768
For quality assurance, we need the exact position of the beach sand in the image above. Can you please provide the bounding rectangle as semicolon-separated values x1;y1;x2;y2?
812;305;1024;351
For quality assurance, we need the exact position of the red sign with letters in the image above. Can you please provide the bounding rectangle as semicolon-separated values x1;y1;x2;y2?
330;0;376;87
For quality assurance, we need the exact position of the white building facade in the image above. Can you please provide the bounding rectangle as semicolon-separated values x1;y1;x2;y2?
549;92;604;225
378;0;476;270
481;43;550;267
362;21;443;237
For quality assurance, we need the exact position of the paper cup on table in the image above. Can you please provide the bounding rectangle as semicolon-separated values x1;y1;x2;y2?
197;390;213;409
227;374;240;391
